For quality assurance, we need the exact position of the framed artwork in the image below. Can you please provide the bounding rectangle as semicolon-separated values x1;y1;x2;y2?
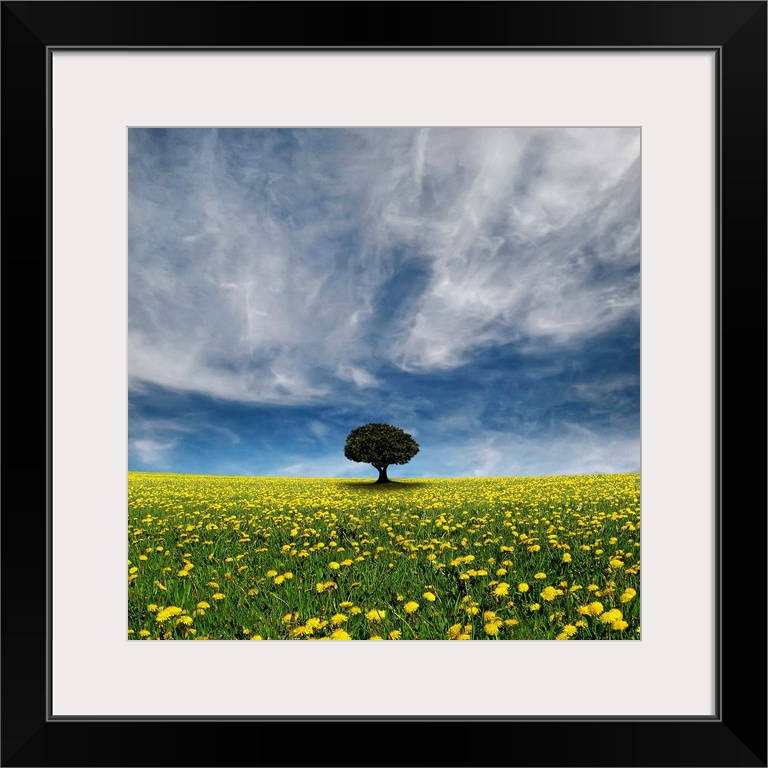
5;1;765;766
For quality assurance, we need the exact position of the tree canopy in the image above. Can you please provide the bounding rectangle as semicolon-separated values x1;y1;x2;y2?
343;423;419;483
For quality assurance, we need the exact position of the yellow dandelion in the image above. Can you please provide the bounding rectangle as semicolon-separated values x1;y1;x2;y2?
330;629;352;640
612;620;629;631
448;624;463;639
540;586;564;602
492;582;510;597
423;592;436;602
388;630;402;640
534;572;546;579
365;609;386;622
212;592;225;600
484;622;500;636
403;601;419;614
587;601;604;616
599;608;623;624
518;583;530;592
155;606;180;622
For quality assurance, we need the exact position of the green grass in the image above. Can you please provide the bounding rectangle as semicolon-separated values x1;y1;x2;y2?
128;473;640;640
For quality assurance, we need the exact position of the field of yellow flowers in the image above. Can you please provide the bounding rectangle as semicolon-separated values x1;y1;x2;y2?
128;473;639;640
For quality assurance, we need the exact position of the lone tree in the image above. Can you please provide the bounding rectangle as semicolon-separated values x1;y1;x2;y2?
344;423;419;483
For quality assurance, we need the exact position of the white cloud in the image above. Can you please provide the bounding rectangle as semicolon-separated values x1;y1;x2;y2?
338;365;378;389
390;129;641;369
129;127;640;402
437;427;639;478
569;374;640;403
282;457;370;479
131;438;177;464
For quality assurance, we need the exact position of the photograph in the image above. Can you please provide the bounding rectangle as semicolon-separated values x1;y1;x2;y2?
127;126;641;642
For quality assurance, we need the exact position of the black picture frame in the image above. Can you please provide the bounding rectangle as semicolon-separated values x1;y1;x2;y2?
3;2;765;766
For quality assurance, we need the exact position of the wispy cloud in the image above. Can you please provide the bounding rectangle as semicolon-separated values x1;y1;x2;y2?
438;428;640;478
129;127;640;477
130;438;177;465
130;128;639;398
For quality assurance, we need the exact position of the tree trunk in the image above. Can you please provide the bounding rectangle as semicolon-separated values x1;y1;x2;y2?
375;466;390;483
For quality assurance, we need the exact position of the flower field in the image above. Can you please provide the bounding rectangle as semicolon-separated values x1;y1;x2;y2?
128;473;640;640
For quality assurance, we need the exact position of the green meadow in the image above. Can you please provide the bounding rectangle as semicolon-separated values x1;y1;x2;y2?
128;472;640;640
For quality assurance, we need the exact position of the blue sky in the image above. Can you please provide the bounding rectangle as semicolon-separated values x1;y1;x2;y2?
128;127;640;479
